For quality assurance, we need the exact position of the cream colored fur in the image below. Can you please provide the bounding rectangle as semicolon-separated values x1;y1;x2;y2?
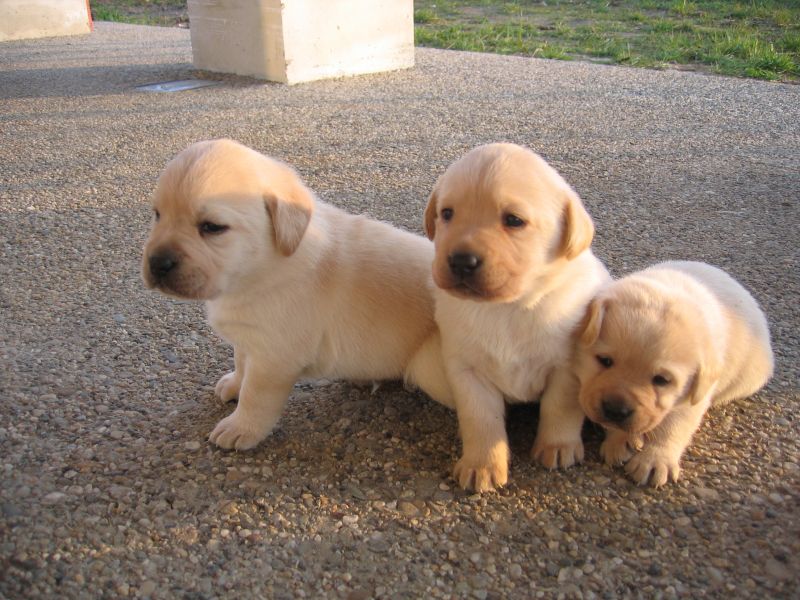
574;260;774;486
142;139;452;451
425;143;610;491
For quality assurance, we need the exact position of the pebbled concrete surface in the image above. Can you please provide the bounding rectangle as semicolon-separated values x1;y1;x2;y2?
1;22;798;599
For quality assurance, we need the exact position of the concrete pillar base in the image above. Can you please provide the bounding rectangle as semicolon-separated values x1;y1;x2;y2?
0;0;92;42
187;0;414;85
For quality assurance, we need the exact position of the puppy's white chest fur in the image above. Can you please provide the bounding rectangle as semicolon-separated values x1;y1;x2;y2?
437;292;572;402
207;285;319;373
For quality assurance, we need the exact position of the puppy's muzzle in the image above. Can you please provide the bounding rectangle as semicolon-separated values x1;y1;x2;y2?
601;396;635;425
448;252;482;280
148;250;179;284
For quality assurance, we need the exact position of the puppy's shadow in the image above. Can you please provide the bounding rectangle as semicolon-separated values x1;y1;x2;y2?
171;381;608;504
182;380;461;488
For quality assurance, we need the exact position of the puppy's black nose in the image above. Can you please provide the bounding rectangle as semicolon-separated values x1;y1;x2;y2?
602;397;634;424
149;252;178;279
448;252;482;278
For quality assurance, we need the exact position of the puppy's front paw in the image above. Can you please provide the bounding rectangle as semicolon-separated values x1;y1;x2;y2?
600;436;633;466
453;455;508;492
600;430;642;466
531;437;584;469
209;412;268;450
625;445;682;487
214;371;241;403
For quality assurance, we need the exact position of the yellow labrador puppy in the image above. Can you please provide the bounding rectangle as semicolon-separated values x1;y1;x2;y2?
574;261;774;486
424;143;610;491
143;139;452;450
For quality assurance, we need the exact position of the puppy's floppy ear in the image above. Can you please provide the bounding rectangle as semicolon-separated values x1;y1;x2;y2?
423;189;438;241
560;188;595;260
264;177;314;256
577;296;605;346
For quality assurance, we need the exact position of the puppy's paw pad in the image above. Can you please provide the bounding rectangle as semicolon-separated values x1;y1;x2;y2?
531;438;584;469
208;413;265;451
625;448;681;487
453;457;508;492
214;371;241;403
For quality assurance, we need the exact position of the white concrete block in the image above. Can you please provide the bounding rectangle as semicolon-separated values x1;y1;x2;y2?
0;0;92;42
187;0;414;84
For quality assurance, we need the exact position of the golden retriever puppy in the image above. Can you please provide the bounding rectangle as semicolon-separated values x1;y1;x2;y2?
424;143;610;491
574;261;774;486
143;139;452;450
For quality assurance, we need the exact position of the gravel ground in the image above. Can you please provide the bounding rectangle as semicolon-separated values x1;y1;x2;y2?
1;22;798;599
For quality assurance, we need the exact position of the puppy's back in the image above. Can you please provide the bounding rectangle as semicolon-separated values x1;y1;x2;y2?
648;261;774;404
310;202;438;380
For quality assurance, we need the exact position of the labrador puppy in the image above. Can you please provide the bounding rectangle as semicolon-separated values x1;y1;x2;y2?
143;139;452;450
424;143;610;491
574;261;774;486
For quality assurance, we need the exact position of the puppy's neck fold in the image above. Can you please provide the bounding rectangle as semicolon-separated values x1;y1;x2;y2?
519;251;605;311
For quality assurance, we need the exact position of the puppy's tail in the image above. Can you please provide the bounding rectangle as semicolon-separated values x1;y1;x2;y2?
405;331;455;409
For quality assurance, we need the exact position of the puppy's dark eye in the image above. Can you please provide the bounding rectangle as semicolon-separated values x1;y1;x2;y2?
154;209;160;221
440;208;454;222
503;214;525;228
652;375;670;387
199;221;229;235
596;355;613;368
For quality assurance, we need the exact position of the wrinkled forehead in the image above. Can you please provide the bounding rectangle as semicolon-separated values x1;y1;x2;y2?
151;152;265;220
600;296;702;369
437;147;565;215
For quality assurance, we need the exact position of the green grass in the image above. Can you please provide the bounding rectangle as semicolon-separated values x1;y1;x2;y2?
92;1;799;82
91;0;188;27
414;0;800;82
92;6;128;22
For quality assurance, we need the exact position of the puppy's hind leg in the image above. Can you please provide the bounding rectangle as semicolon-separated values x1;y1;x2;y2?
214;347;246;403
405;332;455;409
209;363;297;451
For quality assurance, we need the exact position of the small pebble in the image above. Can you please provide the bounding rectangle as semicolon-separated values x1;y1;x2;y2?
42;492;66;505
138;580;156;597
397;502;419;517
765;558;792;581
693;486;720;501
